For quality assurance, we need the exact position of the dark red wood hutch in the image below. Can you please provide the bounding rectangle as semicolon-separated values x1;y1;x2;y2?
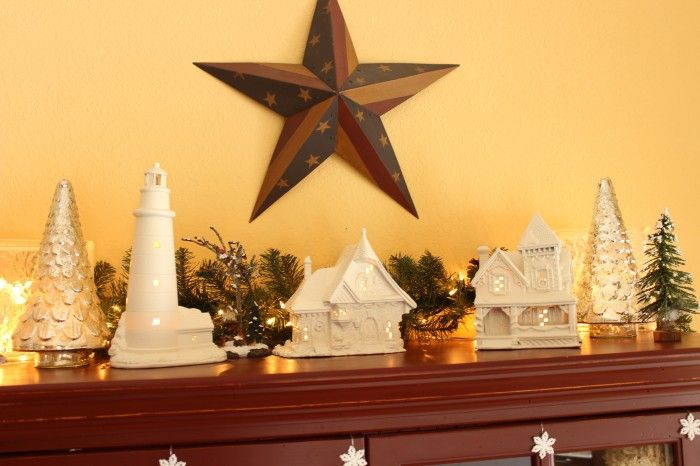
1;333;699;465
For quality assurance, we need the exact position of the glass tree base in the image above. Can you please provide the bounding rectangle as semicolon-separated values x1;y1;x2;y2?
35;349;92;368
588;323;637;338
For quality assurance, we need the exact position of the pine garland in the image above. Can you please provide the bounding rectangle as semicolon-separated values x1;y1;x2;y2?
386;251;474;340
94;243;476;347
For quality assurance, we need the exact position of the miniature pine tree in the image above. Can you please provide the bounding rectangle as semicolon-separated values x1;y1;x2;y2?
245;301;264;344
579;178;639;334
637;209;698;332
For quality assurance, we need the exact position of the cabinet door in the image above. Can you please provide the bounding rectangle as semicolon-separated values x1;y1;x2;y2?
0;437;364;466
369;412;698;466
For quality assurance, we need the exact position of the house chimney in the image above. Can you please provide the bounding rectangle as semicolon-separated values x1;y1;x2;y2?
477;246;490;267
304;256;312;280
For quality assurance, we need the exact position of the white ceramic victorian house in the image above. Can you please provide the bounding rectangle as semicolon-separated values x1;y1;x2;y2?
109;163;226;368
472;214;580;350
273;229;416;358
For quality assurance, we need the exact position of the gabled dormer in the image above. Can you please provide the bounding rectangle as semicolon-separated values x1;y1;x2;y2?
472;249;528;301
327;229;416;307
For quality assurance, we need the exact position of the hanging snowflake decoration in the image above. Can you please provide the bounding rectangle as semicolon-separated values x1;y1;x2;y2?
680;413;700;441
339;444;367;466
531;430;556;459
159;448;186;466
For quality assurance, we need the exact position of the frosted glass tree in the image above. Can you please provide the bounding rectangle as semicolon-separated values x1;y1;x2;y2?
579;178;639;337
13;180;109;367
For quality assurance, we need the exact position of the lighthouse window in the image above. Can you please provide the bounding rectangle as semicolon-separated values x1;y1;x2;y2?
153;240;161;249
152;279;160;287
151;318;161;326
155;174;162;186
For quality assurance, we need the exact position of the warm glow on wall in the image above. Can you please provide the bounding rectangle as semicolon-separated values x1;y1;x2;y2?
0;0;698;330
0;279;32;354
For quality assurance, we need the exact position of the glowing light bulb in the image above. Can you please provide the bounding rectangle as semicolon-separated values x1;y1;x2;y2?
153;240;161;248
152;279;159;287
152;318;161;326
266;317;276;325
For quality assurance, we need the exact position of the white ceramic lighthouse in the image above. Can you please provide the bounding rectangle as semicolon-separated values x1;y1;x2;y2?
109;163;226;368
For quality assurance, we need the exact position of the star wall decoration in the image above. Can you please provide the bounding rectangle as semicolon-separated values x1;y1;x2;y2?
195;0;458;221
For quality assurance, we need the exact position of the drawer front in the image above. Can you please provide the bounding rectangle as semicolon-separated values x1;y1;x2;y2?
0;437;364;466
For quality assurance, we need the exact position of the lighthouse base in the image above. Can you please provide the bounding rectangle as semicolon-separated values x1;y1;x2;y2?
109;307;227;369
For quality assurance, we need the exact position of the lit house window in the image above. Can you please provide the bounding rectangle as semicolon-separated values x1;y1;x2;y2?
490;274;506;295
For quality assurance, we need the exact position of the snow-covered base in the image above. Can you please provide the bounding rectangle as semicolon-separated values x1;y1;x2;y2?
108;309;226;369
221;342;268;357
477;335;580;350
109;343;226;369
273;341;406;358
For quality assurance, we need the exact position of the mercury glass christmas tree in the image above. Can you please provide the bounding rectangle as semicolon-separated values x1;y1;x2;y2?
579;178;639;337
13;180;108;367
637;209;698;340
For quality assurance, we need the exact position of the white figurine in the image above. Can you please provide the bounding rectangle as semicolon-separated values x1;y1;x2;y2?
472;214;580;350
109;163;226;368
273;229;416;358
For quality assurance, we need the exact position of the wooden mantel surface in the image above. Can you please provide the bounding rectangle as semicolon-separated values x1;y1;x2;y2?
1;332;700;455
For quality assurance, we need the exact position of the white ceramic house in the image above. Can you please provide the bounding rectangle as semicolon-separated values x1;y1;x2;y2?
273;229;416;358
109;163;226;368
472;214;580;350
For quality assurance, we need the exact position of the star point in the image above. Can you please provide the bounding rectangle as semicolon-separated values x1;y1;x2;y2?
317;120;331;134
321;61;334;74
355;110;365;122
378;64;392;72
263;92;277;107
355;76;366;84
391;172;401;182
277;179;289;189
379;134;389;147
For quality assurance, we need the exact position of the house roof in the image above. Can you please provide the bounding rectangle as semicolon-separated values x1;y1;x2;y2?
286;267;336;311
472;248;529;287
518;213;560;249
286;229;416;312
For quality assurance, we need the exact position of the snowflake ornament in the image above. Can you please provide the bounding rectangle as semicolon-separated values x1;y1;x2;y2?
159;449;186;466
531;430;556;459
680;413;700;441
340;444;367;466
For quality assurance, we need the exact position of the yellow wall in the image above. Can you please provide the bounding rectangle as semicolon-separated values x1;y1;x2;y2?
1;1;699;308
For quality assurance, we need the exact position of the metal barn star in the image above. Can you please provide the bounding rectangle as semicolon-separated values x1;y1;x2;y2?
195;0;457;221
